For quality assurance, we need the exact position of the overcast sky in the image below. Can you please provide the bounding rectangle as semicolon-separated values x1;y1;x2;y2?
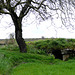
0;14;75;39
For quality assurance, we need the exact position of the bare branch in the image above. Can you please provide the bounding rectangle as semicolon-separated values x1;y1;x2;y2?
19;0;32;18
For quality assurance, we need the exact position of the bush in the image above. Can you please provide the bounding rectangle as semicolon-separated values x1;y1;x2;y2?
27;42;46;55
67;39;75;42
34;38;75;54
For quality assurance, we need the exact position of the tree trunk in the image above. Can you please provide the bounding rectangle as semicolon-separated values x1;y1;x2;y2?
15;29;27;53
11;13;27;53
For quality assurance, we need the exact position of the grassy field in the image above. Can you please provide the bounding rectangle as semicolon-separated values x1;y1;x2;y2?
0;48;54;75
0;38;75;75
11;61;75;75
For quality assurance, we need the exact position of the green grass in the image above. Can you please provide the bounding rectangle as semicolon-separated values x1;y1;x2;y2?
0;47;55;75
0;38;75;75
11;60;75;75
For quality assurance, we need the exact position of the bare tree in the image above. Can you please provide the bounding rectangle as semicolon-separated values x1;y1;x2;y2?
9;33;14;39
0;0;75;52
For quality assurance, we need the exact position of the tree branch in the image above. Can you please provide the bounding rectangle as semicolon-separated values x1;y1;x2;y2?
0;10;10;14
19;0;32;18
